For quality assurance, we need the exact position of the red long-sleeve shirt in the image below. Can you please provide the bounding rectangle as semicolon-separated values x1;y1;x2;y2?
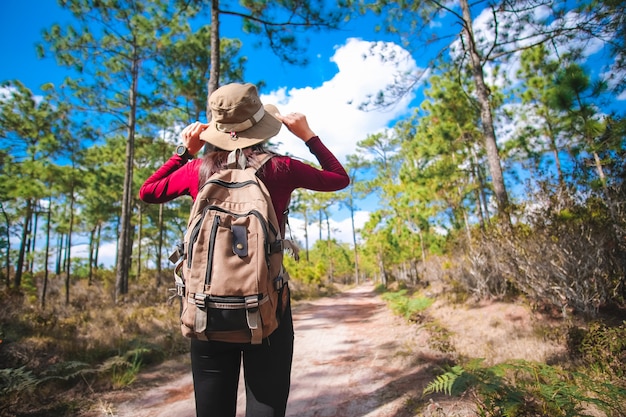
139;136;350;230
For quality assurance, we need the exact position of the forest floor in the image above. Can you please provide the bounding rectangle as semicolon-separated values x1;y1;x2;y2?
84;282;566;417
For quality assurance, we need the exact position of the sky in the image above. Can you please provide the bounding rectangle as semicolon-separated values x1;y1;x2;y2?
1;1;623;267
0;0;423;266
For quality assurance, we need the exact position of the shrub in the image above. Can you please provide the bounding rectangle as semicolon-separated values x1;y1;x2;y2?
424;358;626;416
567;321;626;381
380;289;433;321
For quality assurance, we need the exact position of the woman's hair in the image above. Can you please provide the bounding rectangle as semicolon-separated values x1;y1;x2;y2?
198;144;284;185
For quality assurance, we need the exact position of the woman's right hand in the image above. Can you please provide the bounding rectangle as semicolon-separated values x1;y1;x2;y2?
275;112;316;142
180;122;209;155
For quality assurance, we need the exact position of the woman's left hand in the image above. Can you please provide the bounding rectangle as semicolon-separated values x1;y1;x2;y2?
180;122;209;156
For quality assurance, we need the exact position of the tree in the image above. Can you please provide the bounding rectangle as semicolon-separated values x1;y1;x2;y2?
0;81;66;289
515;44;569;186
79;137;126;283
550;63;625;227
40;0;200;301
354;130;403;286
357;0;624;224
580;0;626;96
191;0;350;113
399;62;494;237
156;25;246;122
341;154;368;284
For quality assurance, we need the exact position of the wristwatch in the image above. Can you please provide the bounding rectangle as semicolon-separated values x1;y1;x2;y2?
175;144;192;161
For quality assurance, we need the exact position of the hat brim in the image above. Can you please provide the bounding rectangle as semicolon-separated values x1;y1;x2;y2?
199;104;281;151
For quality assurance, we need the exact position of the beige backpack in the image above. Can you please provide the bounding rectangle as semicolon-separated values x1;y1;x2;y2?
170;151;294;344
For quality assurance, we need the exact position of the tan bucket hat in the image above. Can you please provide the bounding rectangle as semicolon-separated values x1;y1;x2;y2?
199;83;282;151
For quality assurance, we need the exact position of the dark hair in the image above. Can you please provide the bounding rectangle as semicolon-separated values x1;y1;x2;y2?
198;144;284;185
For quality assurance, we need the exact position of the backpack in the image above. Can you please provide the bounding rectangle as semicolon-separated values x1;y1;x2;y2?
170;150;294;344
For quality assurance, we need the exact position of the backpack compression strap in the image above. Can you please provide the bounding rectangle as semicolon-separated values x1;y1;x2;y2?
226;148;247;169
226;149;274;171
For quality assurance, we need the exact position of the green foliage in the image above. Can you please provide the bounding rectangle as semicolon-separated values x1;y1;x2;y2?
567;321;626;380
0;361;93;414
0;366;38;404
101;348;149;389
380;289;433;321
424;359;626;417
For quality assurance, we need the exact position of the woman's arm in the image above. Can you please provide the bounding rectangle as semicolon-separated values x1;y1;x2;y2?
273;111;349;191
293;136;350;191
138;156;199;203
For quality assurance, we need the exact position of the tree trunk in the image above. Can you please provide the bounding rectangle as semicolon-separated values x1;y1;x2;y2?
41;197;52;309
460;0;510;225
350;202;359;285
1;203;11;287
88;227;95;285
303;211;310;262
156;203;164;287
29;209;39;273
115;53;140;302
55;232;63;276
14;200;32;288
65;187;75;306
325;212;334;283
136;205;143;280
1;203;10;287
95;224;101;272
378;248;387;287
64;230;70;305
207;0;220;116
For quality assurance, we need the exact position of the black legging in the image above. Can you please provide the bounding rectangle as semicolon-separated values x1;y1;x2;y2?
190;297;294;417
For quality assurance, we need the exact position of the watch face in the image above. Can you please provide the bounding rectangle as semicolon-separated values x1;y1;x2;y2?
176;145;187;156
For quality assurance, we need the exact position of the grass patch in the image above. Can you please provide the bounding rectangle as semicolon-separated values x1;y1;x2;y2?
380;289;433;322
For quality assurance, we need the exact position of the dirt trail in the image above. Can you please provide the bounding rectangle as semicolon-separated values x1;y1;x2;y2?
106;284;449;417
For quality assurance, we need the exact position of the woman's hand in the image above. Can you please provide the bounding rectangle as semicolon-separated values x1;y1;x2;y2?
274;112;316;142
180;122;209;155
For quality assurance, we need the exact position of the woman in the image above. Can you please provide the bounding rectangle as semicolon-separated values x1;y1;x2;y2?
139;82;350;417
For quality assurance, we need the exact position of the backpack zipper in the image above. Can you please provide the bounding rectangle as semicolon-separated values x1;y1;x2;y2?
204;215;221;286
187;214;204;268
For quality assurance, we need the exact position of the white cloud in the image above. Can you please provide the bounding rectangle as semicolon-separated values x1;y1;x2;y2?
72;241;117;268
261;38;419;163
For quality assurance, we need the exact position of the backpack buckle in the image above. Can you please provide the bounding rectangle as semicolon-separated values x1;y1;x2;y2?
268;240;283;254
192;293;206;309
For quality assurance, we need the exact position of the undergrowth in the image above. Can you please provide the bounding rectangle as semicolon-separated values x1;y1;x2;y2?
424;358;626;417
379;288;433;322
378;285;626;416
0;270;187;416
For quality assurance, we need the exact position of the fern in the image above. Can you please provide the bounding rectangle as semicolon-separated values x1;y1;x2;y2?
424;359;626;417
424;365;463;395
0;367;38;396
40;361;94;382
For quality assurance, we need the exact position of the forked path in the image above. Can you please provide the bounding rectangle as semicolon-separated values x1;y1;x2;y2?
111;284;444;417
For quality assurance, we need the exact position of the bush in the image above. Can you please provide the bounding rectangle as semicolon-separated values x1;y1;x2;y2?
380;289;433;321
424;358;626;416
451;184;625;316
567;321;626;381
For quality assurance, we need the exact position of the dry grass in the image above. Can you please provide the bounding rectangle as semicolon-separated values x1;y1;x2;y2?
427;298;566;365
0;271;189;416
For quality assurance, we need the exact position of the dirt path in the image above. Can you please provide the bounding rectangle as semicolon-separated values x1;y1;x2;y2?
105;284;451;417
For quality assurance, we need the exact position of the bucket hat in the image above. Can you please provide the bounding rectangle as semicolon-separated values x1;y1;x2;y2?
199;83;282;151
